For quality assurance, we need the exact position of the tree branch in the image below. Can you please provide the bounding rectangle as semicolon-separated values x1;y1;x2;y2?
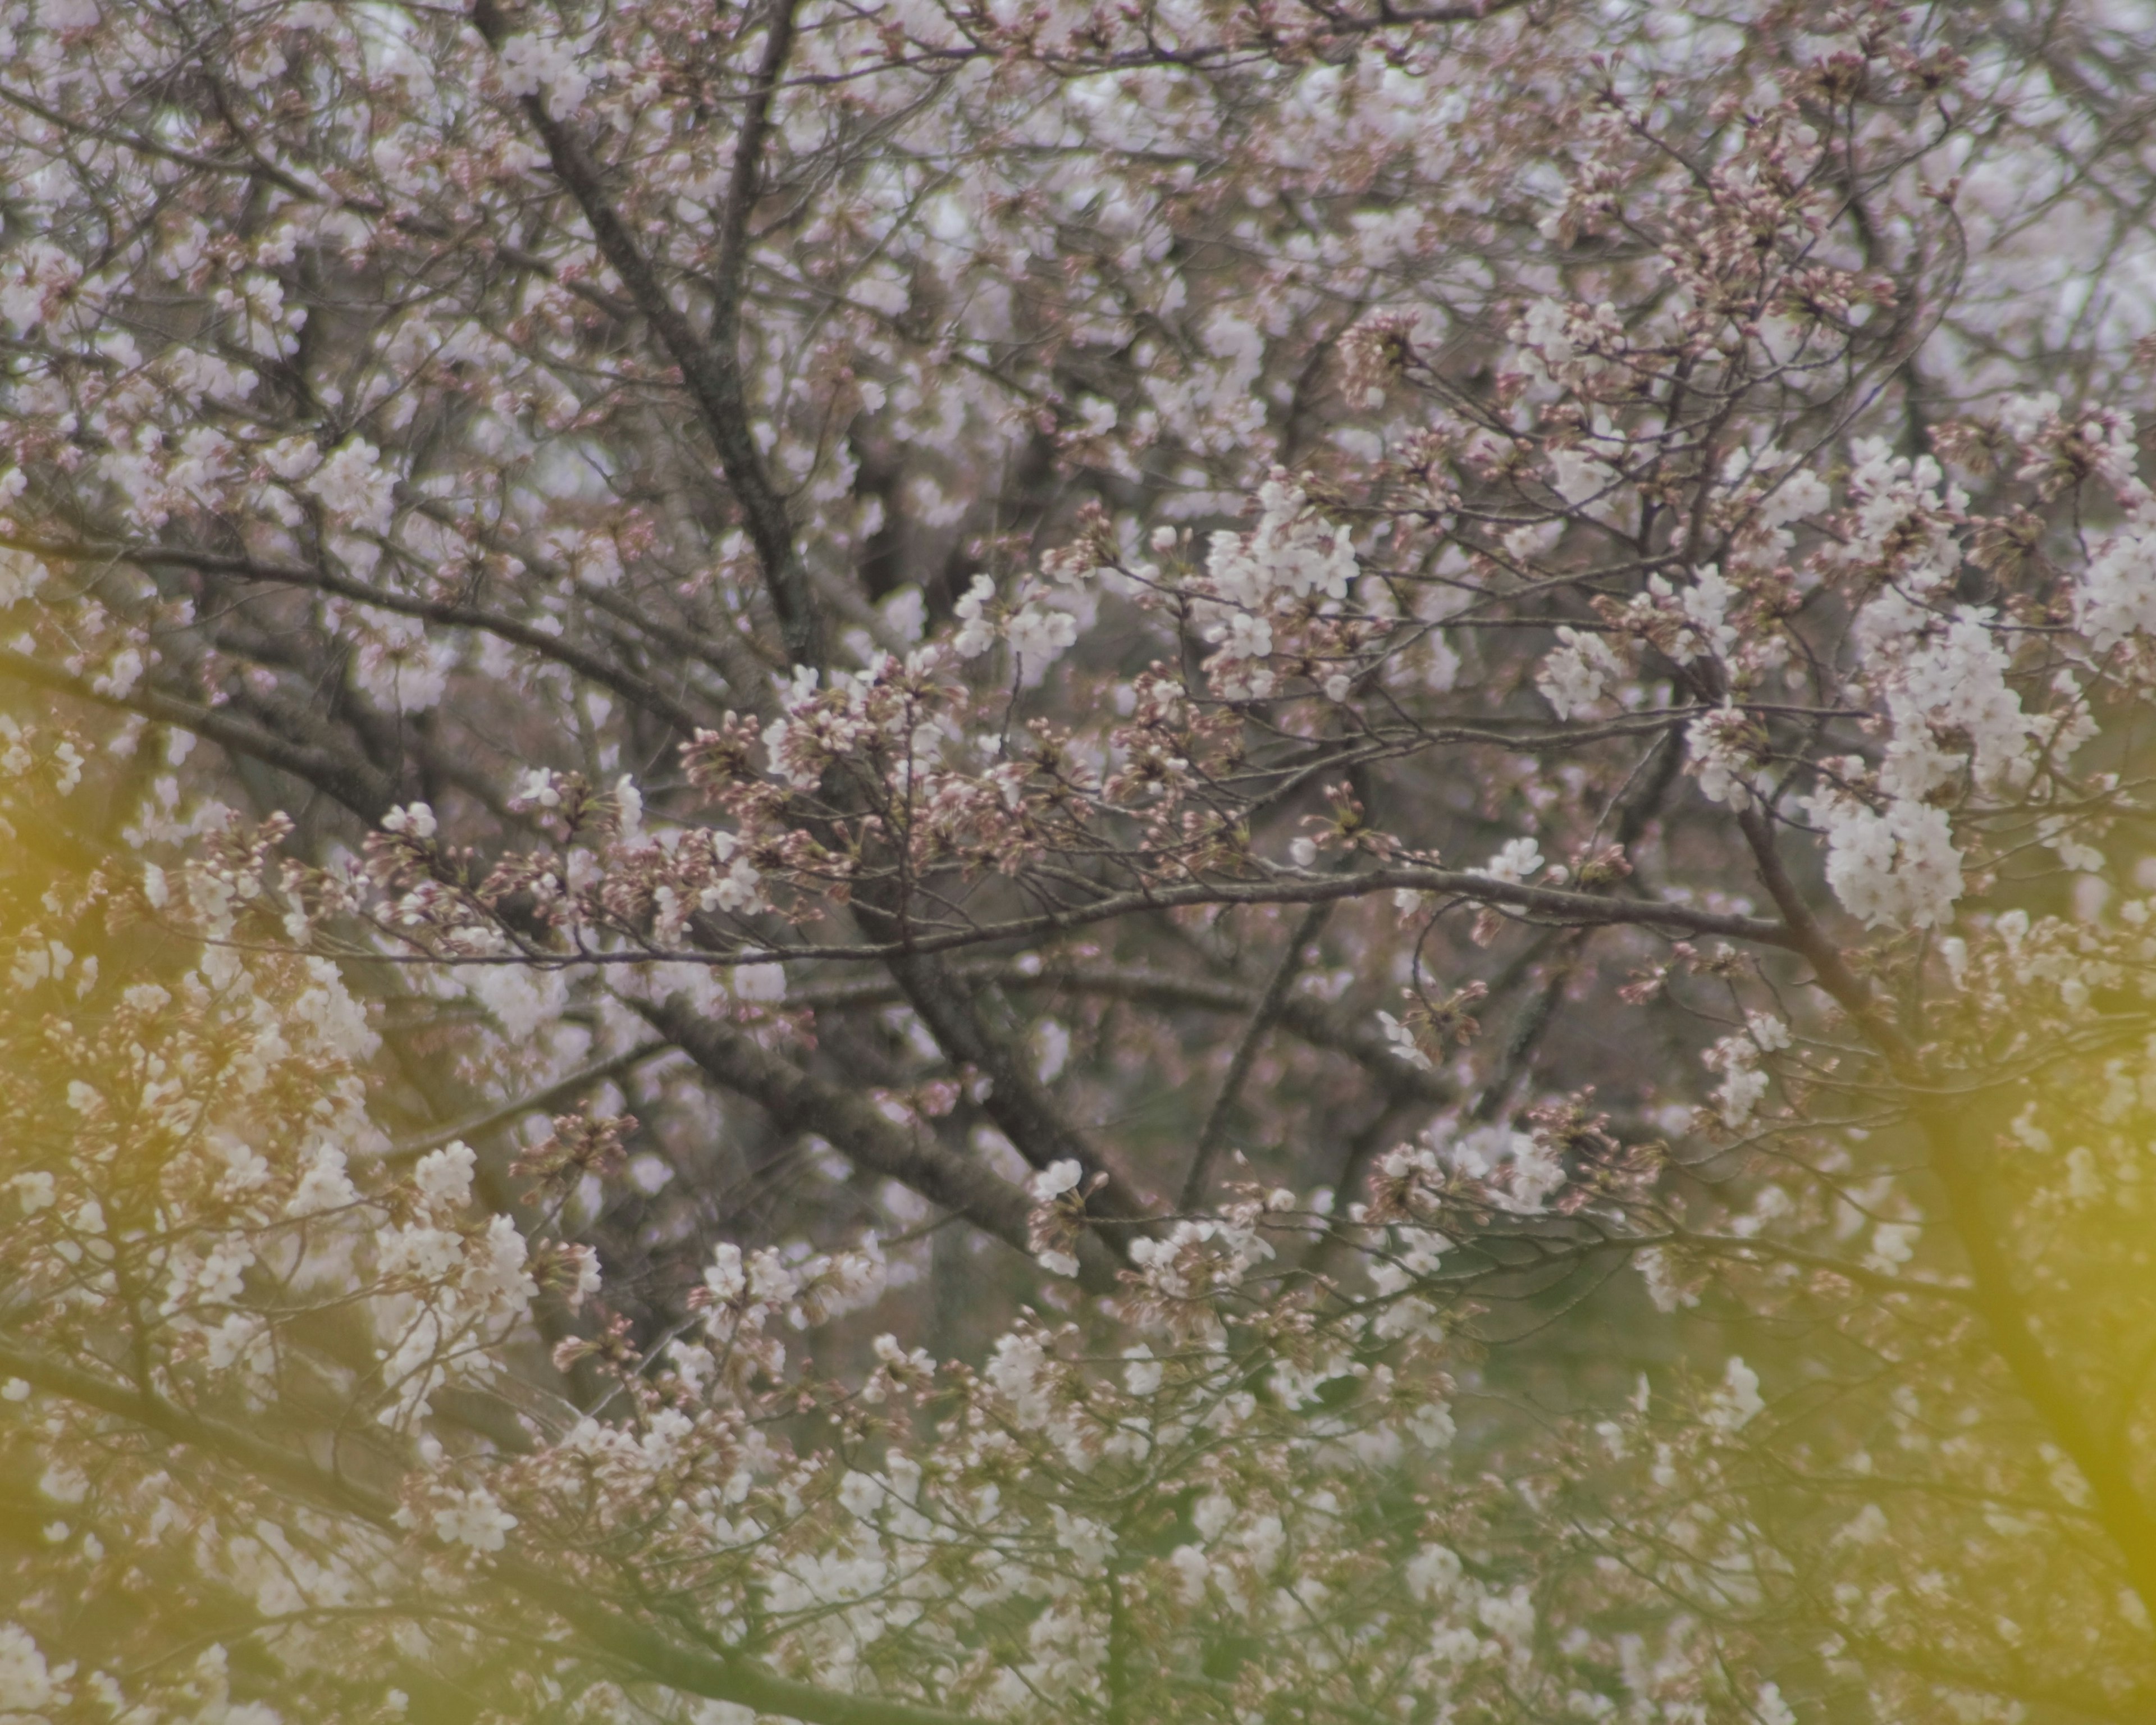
1734;804;2156;1618
882;952;1158;1243
378;1040;675;1165
0;1336;996;1725
16;536;714;741
629;993;1120;1290
0;646;398;821
471;0;823;667
438;867;1794;971
1181;901;1331;1210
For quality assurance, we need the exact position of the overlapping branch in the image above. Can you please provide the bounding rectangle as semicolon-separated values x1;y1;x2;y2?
0;1336;992;1725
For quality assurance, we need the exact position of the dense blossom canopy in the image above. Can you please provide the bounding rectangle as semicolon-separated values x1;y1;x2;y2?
5;0;2156;1721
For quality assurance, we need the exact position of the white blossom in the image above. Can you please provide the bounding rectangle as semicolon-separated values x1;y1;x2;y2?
432;1486;517;1553
1376;1010;1431;1071
412;1142;476;1215
1007;604;1077;667
381;802;437;840
0;1623;58;1714
952;574;998;659
1807;786;1965;931
1476;837;1545;884
1030;1159;1083;1201
286;1142;358;1217
306;439;396;533
1536;627;1623;719
1704;1357;1765;1432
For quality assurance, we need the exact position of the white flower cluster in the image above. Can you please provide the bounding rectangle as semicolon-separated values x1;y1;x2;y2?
495;33;594;118
431;1484;518;1552
1536;625;1624;719
2080;509;2156;652
1998;391;2061;445
1786;425;2062;931
305;438;396;533
1703;1356;1765;1432
381;801;437;840
1196;474;1357;699
373;1209;537;1426
1755;466;1832;531
1027;1158;1086;1276
512;767;568;810
217;1516;363;1626
0;239;81;336
1126;1209;1280;1305
1846;439;1965;584
1450;1122;1565;1215
1008;601;1079;667
702;1235;887;1344
1865;1219;1921;1275
1607;567;1739;668
1375;1008;1433;1071
694;828;771;923
2015;400;2142;492
952;574;998;658
1686;702;1757;809
1634;1247;1699;1314
1716;444;1831;576
0;1622;63;1713
1880;611;2036;797
1511;296;1627;389
351;611;455;711
10;1171;56;1214
1673;565;1739;664
0;540;51;609
282;1139;358;1216
1701;1014;1789;1130
950;573;1079;670
1373;1119;1566;1220
1806;777;1963;931
8;935;77;993
1473;836;1546;886
758;656;952;793
413;1140;476;1213
1811;591;2049;931
1547;443;1619;513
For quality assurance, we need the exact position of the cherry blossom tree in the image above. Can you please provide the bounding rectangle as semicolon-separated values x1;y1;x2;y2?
4;0;2156;1719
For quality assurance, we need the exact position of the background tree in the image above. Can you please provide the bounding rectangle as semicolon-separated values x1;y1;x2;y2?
4;0;2156;1720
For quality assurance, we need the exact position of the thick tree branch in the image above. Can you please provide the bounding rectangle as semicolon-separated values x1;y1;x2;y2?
435;866;1793;970
474;0;1139;1253
798;959;1457;1106
882;952;1158;1240
471;0;823;668
1181;901;1331;1210
380;1040;675;1164
711;0;800;349
0;646;399;821
898;0;1533;75
630;993;1120;1290
0;1337;994;1725
16;537;714;741
1735;804;2156;1618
